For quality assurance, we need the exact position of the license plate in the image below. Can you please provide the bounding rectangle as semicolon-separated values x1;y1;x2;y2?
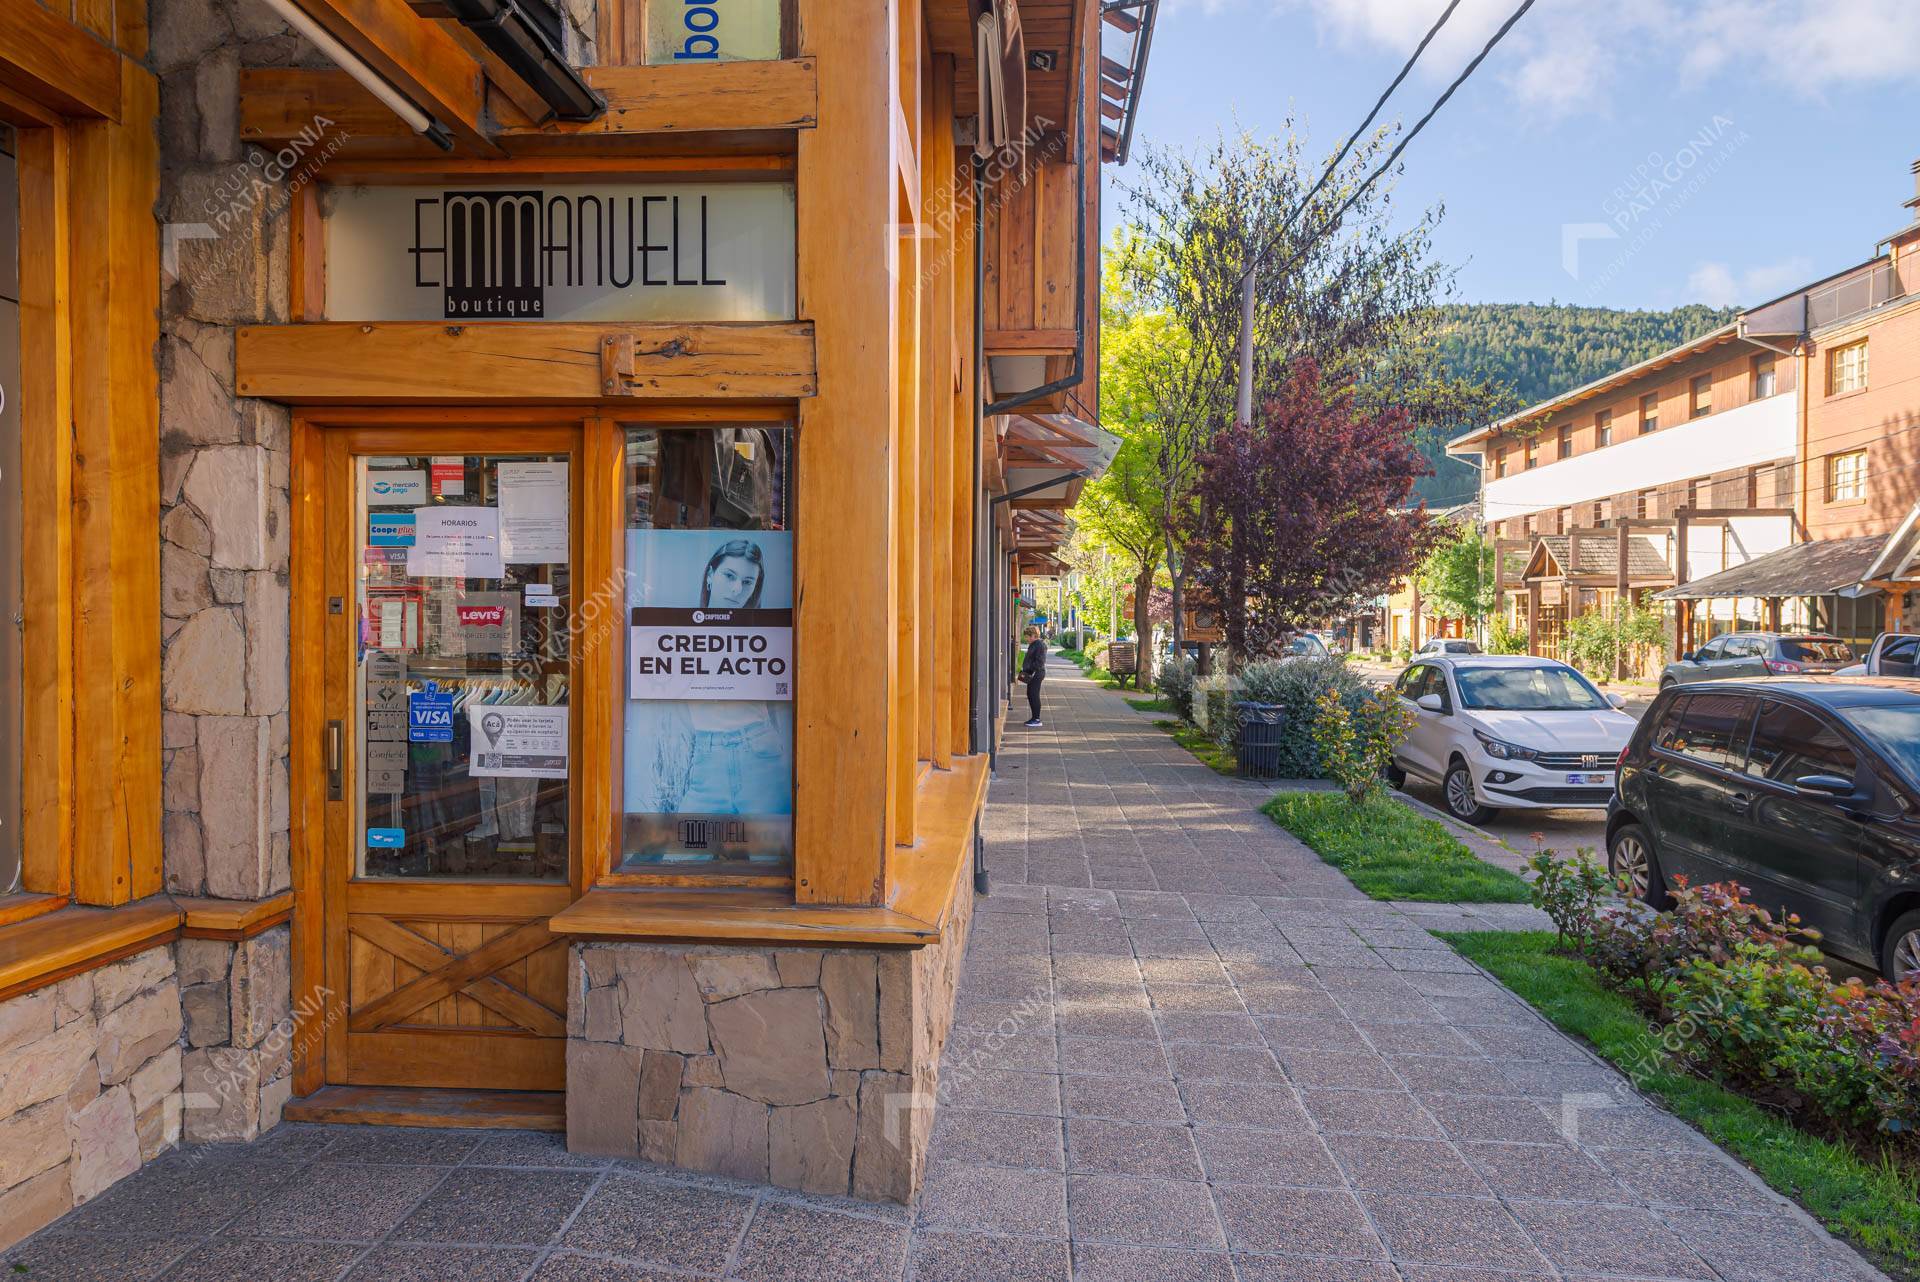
1567;773;1612;786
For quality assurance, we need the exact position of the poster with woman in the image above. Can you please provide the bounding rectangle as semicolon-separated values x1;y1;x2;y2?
623;530;795;868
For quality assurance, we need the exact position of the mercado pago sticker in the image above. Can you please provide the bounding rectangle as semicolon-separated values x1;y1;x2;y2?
626;529;794;702
322;182;797;323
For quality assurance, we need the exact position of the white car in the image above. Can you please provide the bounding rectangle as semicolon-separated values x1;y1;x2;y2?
1386;655;1637;825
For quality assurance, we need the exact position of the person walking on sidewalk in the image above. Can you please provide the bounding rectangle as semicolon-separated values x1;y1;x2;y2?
1019;627;1047;727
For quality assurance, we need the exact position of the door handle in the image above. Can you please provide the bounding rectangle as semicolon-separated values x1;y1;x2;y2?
1727;791;1752;816
327;720;343;802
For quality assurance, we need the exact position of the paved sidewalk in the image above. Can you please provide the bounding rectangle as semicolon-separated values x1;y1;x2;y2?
3;658;1884;1281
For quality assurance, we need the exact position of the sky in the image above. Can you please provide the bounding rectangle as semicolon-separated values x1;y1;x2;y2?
1106;0;1920;311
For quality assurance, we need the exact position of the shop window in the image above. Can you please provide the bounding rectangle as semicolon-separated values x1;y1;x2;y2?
0;132;17;897
646;0;784;64
1829;340;1869;395
620;426;795;877
1828;450;1867;503
1690;374;1712;418
1639;393;1658;434
1596;410;1612;446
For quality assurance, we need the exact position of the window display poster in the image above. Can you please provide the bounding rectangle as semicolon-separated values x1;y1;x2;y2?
407;507;504;579
470;704;568;779
626;529;793;701
499;462;570;565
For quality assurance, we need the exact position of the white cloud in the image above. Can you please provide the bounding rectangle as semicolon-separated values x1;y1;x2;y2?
1685;256;1815;306
1261;0;1920;118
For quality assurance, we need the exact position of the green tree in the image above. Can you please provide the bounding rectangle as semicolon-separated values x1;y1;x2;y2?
1563;600;1668;679
1416;524;1499;626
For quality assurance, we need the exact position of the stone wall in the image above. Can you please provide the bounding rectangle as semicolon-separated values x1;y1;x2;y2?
0;948;184;1250
566;881;975;1202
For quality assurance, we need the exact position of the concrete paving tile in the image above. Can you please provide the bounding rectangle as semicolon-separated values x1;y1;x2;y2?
1418;1095;1566;1145
910;1230;1070;1281
1231;1256;1402;1281
1179;1080;1312;1131
1385;1056;1519;1096
465;1131;615;1170
1072;1242;1236;1281
1057;1036;1170;1079
1507;1201;1713;1279
1061;1073;1188;1124
222;1161;447;1241
1;1232;197;1281
1461;1142;1632;1203
1256;1014;1374;1053
1067;1174;1224;1249
1657;1208;1885;1282
1212;1186;1385;1258
945;1069;1064;1115
930;1107;1067;1170
530;1251;699;1281
1163;1042;1286;1083
731;1202;909;1282
1356;1022;1482;1057
396;1169;596;1247
1360;1194;1546;1270
1055;1005;1159;1040
1065;1119;1203;1180
1298;1090;1442;1139
1324;1134;1489;1196
1139;958;1234;985
164;1236;364;1282
1155;1011;1264;1045
1278;1050;1403;1091
917;1163;1068;1239
1191;1127;1344;1188
1590;1146;1783;1211
345;1244;541;1281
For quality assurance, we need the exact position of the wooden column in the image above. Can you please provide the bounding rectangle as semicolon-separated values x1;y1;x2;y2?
68;61;162;906
925;55;958;770
1615;526;1630;680
794;0;897;904
947;138;976;756
1526;582;1540;656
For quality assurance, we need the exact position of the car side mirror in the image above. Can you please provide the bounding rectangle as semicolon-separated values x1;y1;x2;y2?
1607;694;1626;709
1416;693;1444;712
1794;774;1855;798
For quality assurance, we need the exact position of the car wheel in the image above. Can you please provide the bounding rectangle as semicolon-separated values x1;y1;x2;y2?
1442;760;1495;825
1880;909;1920;980
1383;761;1407;789
1607;822;1670;910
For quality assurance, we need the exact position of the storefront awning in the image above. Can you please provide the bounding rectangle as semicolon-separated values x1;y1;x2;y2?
1655;535;1889;601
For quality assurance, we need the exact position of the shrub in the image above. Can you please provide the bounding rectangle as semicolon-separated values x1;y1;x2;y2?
1563;601;1667;679
1487;616;1527;655
1312;685;1414;804
1393;647;1412;665
1157;655;1198;722
1235;656;1371;779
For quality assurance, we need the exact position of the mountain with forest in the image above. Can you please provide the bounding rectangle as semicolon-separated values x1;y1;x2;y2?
1415;301;1738;508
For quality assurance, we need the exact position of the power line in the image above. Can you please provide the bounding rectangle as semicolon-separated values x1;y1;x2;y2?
1246;0;1539;284
1245;0;1466;283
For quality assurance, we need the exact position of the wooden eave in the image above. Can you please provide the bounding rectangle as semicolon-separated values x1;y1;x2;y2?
240;60;818;160
0;0;123;121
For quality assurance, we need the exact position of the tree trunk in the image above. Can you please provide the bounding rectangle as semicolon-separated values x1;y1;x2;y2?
1131;562;1154;687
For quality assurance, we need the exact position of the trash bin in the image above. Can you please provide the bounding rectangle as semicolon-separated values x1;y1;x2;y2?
1236;702;1286;778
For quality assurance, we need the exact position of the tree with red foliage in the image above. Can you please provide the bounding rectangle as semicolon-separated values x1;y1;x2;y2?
1181;359;1437;661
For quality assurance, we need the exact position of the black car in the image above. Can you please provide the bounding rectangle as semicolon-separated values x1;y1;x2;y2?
1608;677;1920;977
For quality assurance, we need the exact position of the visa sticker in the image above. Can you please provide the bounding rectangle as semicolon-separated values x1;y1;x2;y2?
367;828;406;849
409;682;455;743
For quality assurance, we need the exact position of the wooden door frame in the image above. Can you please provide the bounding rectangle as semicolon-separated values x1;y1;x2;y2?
290;408;613;1096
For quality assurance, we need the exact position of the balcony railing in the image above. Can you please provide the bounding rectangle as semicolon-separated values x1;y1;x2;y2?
1808;260;1905;331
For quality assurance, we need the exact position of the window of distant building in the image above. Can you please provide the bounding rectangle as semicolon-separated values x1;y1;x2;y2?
1596;410;1612;446
1829;340;1869;396
1690;374;1712;418
1494;447;1508;479
1751;354;1776;399
1639;394;1658;434
1557;425;1572;459
1524;439;1537;470
1828;450;1867;503
1635;489;1651;519
1688;478;1706;510
1591;502;1604;526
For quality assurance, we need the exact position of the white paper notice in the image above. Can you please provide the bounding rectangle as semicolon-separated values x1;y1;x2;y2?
406;507;504;579
469;704;569;778
498;462;569;565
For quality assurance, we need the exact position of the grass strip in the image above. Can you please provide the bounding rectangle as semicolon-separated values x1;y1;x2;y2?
1262;791;1531;903
1154;719;1237;776
1126;696;1173;714
1445;929;1920;1281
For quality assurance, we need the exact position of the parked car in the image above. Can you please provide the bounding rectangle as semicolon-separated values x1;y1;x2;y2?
1278;632;1330;660
1386;655;1636;824
1658;633;1854;688
1608;676;1920;977
1835;633;1920;678
1415;638;1482;657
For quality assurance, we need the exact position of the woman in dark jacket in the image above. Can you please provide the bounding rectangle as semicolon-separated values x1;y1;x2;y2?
1019;627;1047;727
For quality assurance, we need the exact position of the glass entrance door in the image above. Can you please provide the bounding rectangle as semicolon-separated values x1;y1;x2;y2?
324;431;579;1094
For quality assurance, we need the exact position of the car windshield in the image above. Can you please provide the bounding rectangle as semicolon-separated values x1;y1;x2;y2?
1778;638;1853;662
1288;636;1326;656
1454;665;1608;711
1835;704;1920;785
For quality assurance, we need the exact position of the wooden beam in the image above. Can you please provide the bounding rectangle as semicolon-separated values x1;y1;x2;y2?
69;60;162;906
240;60;817;155
986;327;1075;353
0;0;121;120
287;0;494;152
235;322;818;403
793;0;895;905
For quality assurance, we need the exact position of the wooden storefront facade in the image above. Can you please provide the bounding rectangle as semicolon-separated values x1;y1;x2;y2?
0;0;1142;1237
